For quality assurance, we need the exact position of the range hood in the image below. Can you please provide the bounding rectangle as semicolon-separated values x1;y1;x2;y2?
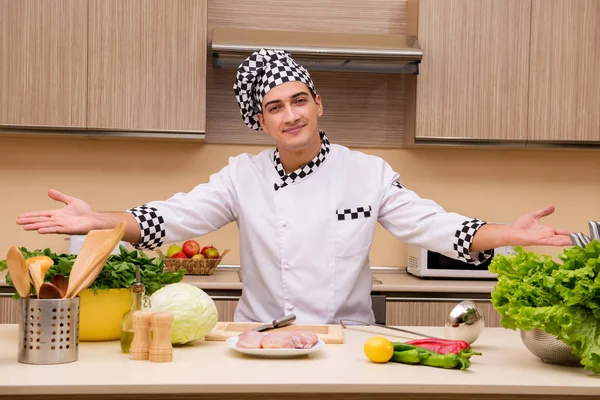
211;28;423;75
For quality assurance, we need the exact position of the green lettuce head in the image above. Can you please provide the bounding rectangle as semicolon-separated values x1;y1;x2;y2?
489;241;600;374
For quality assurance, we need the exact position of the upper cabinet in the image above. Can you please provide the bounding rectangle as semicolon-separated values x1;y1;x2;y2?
0;0;207;136
414;0;531;143
0;0;87;129
528;0;600;143
414;0;600;145
87;0;206;133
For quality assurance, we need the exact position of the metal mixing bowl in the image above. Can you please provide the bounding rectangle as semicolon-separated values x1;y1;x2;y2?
519;328;582;366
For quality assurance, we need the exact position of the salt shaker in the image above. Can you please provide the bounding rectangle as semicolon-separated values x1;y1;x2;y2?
149;312;174;362
129;311;153;360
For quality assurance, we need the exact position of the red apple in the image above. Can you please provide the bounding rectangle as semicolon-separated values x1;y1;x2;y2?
171;252;188;259
200;245;212;255
182;240;200;258
202;246;220;259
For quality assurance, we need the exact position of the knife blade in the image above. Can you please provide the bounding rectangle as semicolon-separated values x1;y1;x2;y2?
589;221;600;241
252;314;297;332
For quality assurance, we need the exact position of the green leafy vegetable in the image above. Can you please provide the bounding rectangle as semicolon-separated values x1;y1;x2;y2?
0;245;184;297
150;283;218;345
489;241;600;374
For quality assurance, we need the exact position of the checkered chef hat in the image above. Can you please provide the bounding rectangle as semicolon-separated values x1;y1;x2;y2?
233;48;316;130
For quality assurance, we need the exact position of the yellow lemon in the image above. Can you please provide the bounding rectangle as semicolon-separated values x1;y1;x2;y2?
364;336;394;363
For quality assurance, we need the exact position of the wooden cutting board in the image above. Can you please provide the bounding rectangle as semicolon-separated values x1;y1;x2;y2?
205;322;345;344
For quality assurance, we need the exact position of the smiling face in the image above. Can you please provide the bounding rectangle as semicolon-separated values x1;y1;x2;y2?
257;81;323;156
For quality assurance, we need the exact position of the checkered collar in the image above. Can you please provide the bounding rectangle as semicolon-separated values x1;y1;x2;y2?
272;131;330;191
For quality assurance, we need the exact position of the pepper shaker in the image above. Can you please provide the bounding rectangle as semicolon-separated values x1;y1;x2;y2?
149;312;174;362
129;311;153;360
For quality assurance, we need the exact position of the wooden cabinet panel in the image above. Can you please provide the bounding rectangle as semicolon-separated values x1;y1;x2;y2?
88;0;207;133
386;300;501;328
205;0;418;148
415;0;531;142
214;299;237;322
0;0;87;128
0;297;20;324
528;0;600;142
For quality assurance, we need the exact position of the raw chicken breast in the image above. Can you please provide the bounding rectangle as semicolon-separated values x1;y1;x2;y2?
290;331;319;349
236;330;264;349
261;331;296;349
260;331;319;349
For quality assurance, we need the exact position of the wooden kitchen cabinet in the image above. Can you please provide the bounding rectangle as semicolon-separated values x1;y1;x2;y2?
0;0;87;129
0;297;19;324
414;0;531;142
87;0;207;133
386;300;502;328
528;0;600;143
214;299;238;322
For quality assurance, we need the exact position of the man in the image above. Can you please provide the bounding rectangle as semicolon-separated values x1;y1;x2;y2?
16;49;572;324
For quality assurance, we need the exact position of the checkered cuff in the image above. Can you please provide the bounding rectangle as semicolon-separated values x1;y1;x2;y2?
126;205;166;250
453;219;493;265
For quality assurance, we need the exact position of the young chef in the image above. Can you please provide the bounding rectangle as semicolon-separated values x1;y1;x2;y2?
16;49;572;324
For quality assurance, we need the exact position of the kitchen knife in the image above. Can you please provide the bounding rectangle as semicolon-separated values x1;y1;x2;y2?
589;221;600;241
252;314;297;332
570;232;591;247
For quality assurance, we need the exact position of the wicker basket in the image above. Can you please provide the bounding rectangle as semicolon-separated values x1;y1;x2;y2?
156;248;229;275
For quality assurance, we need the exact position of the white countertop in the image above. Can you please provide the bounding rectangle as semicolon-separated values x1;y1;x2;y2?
0;324;598;396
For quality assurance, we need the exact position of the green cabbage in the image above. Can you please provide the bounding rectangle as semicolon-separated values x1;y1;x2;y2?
149;283;218;345
489;241;600;374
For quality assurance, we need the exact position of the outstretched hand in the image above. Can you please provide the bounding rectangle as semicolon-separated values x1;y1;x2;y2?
509;205;572;247
16;189;97;235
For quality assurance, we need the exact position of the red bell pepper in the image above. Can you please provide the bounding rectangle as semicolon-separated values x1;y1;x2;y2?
405;338;481;357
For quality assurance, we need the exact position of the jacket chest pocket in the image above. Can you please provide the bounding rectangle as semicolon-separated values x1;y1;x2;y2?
334;205;375;258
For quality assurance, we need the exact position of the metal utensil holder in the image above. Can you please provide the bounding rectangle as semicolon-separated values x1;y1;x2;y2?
18;297;80;365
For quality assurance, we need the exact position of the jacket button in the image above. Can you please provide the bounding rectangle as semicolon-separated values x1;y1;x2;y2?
283;264;289;270
282;221;287;227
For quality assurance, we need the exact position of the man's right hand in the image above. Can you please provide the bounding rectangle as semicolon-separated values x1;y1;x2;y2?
16;189;100;235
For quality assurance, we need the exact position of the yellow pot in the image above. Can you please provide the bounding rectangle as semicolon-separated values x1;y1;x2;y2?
78;288;131;341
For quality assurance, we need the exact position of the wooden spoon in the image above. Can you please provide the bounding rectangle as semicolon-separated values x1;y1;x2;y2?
6;246;31;298
38;282;63;299
50;274;68;298
66;222;126;298
28;260;45;298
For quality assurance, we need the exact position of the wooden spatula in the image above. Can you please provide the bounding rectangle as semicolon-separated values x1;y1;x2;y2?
28;260;45;298
65;222;126;298
6;246;31;298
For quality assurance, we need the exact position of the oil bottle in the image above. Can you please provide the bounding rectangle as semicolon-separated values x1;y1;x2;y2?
120;265;145;354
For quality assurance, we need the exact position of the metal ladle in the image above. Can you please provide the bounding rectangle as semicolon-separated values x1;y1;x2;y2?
444;300;485;344
339;300;486;344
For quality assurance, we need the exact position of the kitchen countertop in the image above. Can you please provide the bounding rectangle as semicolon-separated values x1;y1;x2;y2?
0;267;497;295
163;267;497;294
0;324;598;398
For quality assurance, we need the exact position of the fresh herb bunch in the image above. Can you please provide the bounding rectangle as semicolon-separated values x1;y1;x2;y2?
489;240;600;374
0;245;184;297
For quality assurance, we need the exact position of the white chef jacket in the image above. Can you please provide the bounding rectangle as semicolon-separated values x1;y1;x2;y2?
127;133;490;324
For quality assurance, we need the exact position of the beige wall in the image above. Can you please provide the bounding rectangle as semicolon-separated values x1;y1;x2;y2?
2;136;598;266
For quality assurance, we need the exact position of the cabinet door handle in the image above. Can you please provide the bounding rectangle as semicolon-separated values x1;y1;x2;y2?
210;295;240;301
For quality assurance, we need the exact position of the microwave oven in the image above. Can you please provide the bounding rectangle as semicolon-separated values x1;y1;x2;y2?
406;244;516;279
